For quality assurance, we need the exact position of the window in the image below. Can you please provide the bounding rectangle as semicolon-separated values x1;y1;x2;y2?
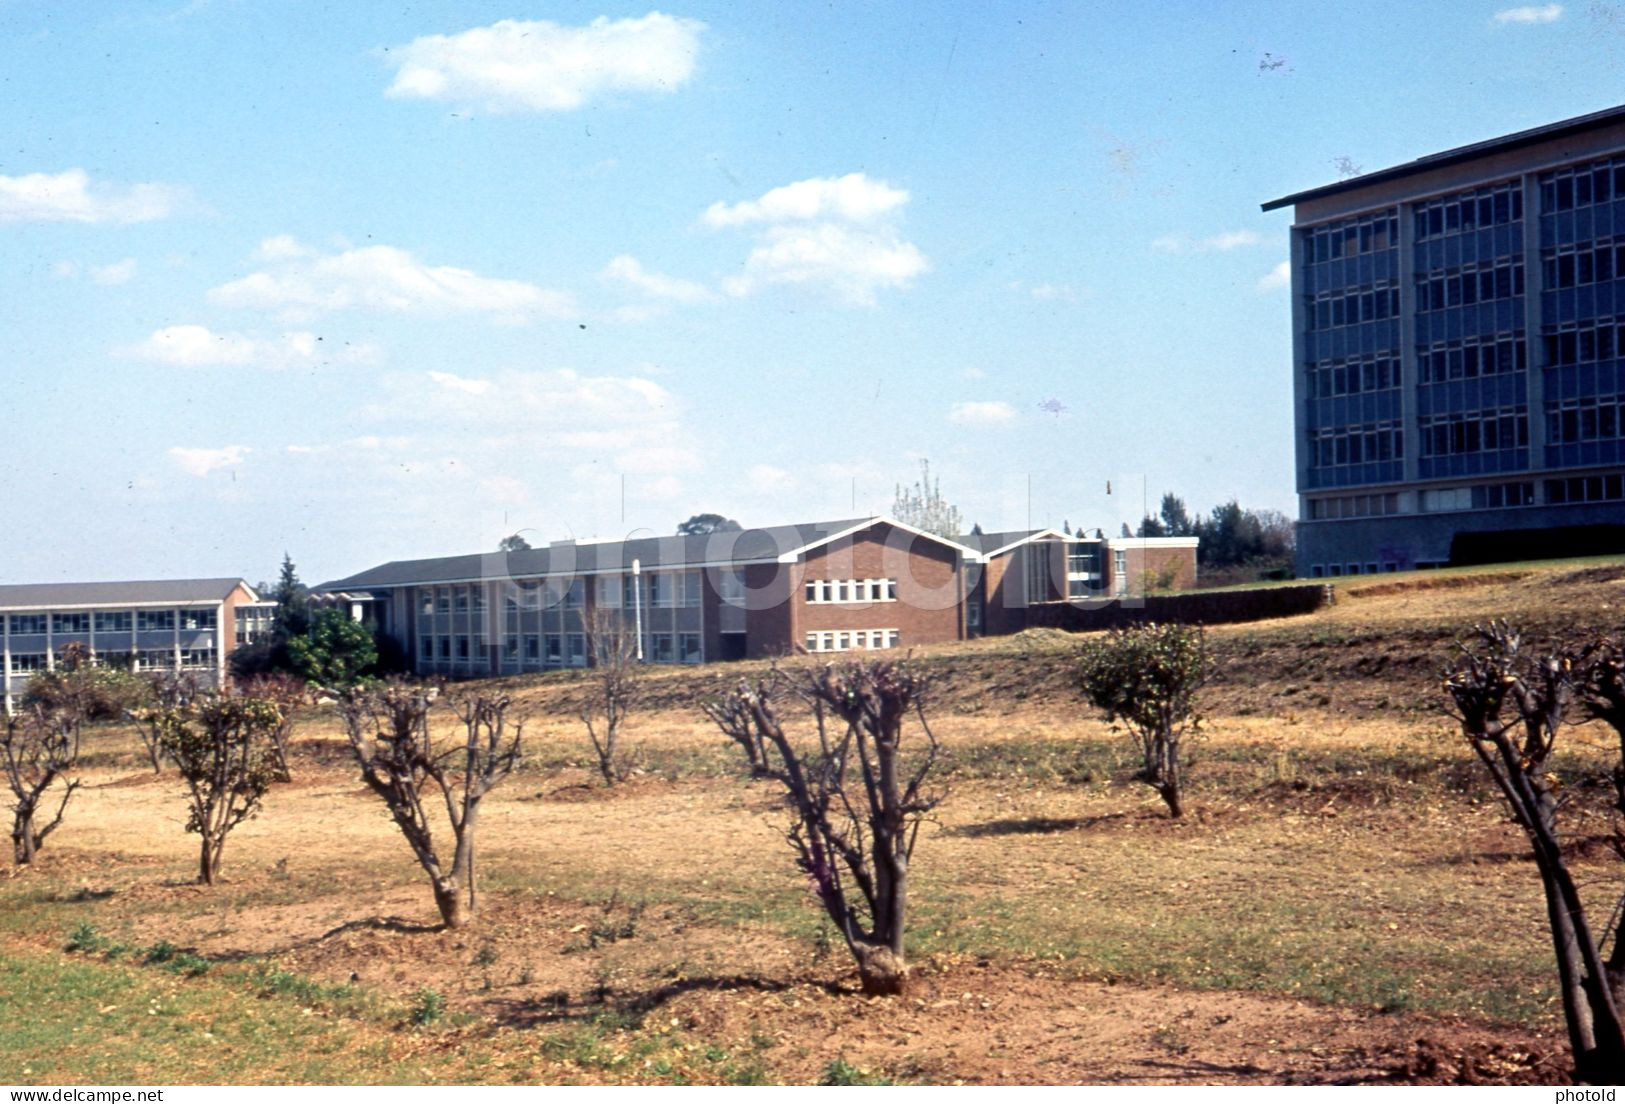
420;636;434;660
804;629;899;653
180;608;217;631
420;591;435;617
180;647;216;669
8;614;45;635
564;579;584;610
52;612;89;634
456;636;470;660
650;573;672;608
95;611;132;633
525;635;540;660
1548;395;1625;444
137;610;174;632
9;653;47;672
135;649;173;671
436;589;451;614
1417;335;1525;383
567;633;586;665
597;575;622;608
1547;473;1625;504
720;570;746;604
454;588;469;613
804;578;897;604
1418;407;1528;457
651;633;675;662
439;636;452;659
679;633;702;664
1308;493;1401;520
546;635;563;664
471;587;486;612
1415;182;1521;240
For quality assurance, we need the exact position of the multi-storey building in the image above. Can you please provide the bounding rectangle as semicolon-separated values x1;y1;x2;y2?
1264;104;1625;575
0;578;259;714
319;517;1197;678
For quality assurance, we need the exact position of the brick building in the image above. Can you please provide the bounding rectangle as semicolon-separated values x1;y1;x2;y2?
319;517;1198;677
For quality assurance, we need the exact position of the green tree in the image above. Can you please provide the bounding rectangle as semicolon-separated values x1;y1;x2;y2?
272;554;311;643
497;533;532;552
677;513;742;536
287;608;378;689
154;693;282;884
1078;623;1208;818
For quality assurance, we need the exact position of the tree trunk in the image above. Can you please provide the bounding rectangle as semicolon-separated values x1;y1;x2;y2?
1159;781;1184;819
199;836;222;885
432;877;468;929
13;809;37;864
853;941;908;996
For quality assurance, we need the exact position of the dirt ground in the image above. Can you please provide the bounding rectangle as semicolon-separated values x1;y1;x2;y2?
9;565;1625;1085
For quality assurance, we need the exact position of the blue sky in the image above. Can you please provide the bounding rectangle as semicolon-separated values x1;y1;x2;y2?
1;0;1616;585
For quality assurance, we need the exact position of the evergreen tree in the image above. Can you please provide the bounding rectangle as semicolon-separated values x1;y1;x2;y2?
272;554;311;643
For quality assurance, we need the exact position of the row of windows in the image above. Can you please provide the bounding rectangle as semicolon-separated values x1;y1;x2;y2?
1414;183;1523;241
1418;406;1529;457
1415;262;1524;312
1547;473;1625;503
3;609;215;635
595;572;702;609
1542;241;1625;290
1418;334;1526;383
1311;562;1402;578
1309;421;1403;468
1306;212;1399;263
1306;492;1400;520
1419;482;1535;513
1539;161;1625;213
804;629;900;653
1307;284;1400;331
804;578;898;604
1542;321;1625;367
1307;355;1401;398
3;647;215;674
417;631;704;666
1548;395;1625;444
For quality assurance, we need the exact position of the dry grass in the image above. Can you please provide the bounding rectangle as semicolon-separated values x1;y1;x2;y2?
6;560;1625;1084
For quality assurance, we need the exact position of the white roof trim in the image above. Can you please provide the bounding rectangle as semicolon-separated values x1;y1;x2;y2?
775;516;980;563
977;528;1075;561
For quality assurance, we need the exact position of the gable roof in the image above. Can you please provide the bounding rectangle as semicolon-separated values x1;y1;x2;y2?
0;578;253;611
317;519;878;591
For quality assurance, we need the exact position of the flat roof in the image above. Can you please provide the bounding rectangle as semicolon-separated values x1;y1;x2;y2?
1261;102;1625;212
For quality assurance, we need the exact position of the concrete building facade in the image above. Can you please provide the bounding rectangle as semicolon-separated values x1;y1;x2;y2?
1264;104;1625;575
0;578;259;714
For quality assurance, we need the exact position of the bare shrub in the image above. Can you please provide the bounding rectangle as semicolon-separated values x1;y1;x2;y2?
1445;622;1625;1083
1078;622;1207;817
341;682;523;929
236;672;308;781
705;660;943;995
154;693;282;884
132;670;200;774
581;608;642;785
700;675;775;777
3;703;84;865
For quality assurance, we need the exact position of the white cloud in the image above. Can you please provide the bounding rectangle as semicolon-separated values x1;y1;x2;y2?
209;237;575;323
1152;229;1261;254
169;445;249;476
721;222;928;306
0;169;184;224
428;370;491;395
600;254;717;303
1258;260;1292;291
385;13;705;113
747;464;796;494
124;324;376;368
1029;282;1080;302
703;174;909;228
961;366;988;380
1494;4;1562;23
90;258;138;285
947;400;1018;427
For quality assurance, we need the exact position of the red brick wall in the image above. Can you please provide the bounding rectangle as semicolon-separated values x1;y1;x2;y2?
792;523;964;650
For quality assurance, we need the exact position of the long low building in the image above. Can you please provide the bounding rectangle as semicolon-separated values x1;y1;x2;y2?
0;578;260;714
319;517;1198;678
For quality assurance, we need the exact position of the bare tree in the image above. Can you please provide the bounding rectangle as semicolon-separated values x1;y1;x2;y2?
342;683;523;929
3;702;85;865
1445;623;1625;1083
237;672;307;782
581;607;642;785
154;693;282;884
132;670;200;774
891;459;962;538
706;660;943;995
1078;623;1208;817
701;675;775;778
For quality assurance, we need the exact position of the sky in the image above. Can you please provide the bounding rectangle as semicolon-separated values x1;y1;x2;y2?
2;0;1621;586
